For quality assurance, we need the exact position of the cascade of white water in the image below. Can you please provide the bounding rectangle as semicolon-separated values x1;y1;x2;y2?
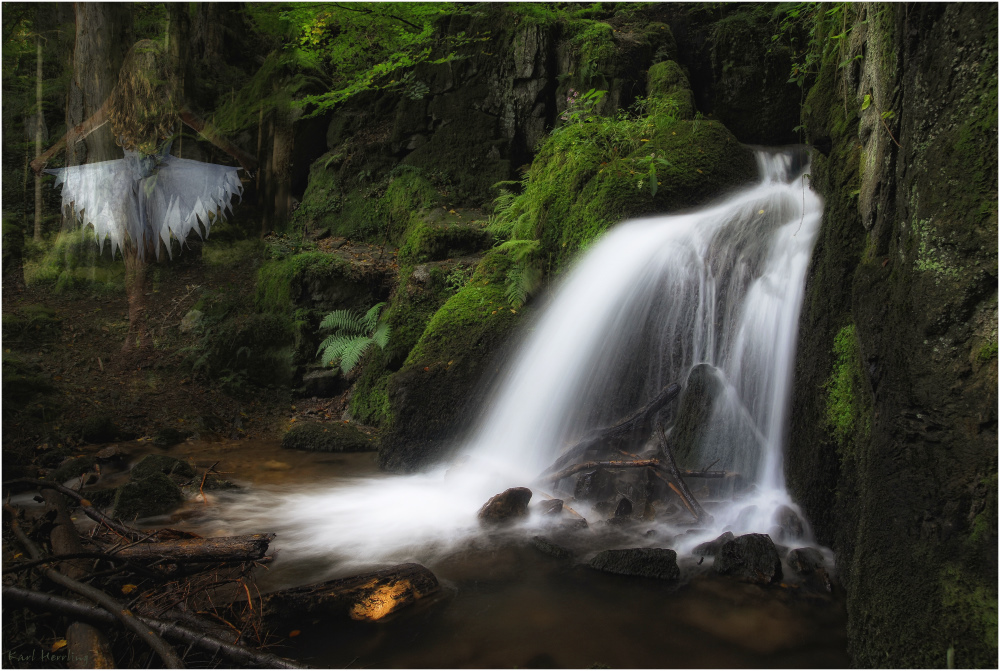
208;148;825;567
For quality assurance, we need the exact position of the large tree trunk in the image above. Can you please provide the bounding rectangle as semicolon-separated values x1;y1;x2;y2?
33;33;44;241
122;246;148;352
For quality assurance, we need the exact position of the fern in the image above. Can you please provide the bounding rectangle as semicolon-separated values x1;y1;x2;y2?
316;302;389;374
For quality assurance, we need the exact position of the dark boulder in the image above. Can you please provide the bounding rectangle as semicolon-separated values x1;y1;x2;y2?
131;454;196;481
574;468;616;501
589;548;680;580
670;363;725;469
281;421;373;453
713;533;782;585
614;497;633;518
297;368;348;398
49;456;98;484
787;546;826;576
152;427;192;448
478;487;532;524
692;530;735;557
78;415;119;444
772;505;806;542
113;472;184;520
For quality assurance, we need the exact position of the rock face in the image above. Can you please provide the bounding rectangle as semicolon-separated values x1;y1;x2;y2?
281;421;373;453
787;547;826;576
478;487;532;524
589;548;680;580
785;4;997;666
712;533;782;585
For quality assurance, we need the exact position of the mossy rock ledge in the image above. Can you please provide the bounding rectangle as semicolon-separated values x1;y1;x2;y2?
113;472;184;521
281;421;374;453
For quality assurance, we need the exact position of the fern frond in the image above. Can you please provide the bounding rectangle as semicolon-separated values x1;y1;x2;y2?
371;322;390;349
362;302;387;332
338;336;374;374
319;309;365;334
496;238;541;261
318;334;354;364
504;261;542;309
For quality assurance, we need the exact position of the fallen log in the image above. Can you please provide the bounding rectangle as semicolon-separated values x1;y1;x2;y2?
261;563;440;622
539;383;681;477
3;586;308;669
541;459;730;484
108;533;275;564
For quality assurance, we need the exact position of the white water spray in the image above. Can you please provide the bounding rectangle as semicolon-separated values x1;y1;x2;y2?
209;148;824;569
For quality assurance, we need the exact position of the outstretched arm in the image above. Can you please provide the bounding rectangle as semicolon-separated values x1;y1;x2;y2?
179;106;258;174
30;97;112;175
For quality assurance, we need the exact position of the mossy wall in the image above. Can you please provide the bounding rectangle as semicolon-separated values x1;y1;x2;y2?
786;4;998;667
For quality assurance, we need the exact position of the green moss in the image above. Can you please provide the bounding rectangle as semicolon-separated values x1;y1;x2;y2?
977;340;998;363
23;229;126;294
404;252;521;367
256;252;353;315
113;472;184;520
939;564;999;667
825;324;871;453
201;239;267;268
2;304;61;343
281;420;373;452
397;211;491;265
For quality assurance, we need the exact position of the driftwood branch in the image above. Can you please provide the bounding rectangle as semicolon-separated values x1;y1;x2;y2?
4;504;185;669
655;421;709;523
540;383;681;477
109;534;275;564
3;586;309;669
542;459;730;484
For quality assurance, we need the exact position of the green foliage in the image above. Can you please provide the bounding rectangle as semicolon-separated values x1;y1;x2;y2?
317;302;390;374
22;229;125;295
939;564;999;667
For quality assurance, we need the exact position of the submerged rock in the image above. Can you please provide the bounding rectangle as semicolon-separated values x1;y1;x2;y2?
531;536;572;559
114;472;184;520
536;499;564;516
713;533;782;585
589;548;680;580
693;531;735;557
131;454;196;481
281;421;373;452
478;487;532;524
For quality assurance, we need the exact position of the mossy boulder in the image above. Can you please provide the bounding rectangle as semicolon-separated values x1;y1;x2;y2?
397;208;492;265
152;428;192;448
130;454;196;481
78;415;119;444
646;60;696;119
281;421;374;452
48;456;98;484
113;472;184;521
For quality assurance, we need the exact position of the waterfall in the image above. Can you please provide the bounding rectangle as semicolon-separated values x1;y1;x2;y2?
209;147;825;568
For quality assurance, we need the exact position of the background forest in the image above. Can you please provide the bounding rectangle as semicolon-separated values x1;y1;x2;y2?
2;2;996;669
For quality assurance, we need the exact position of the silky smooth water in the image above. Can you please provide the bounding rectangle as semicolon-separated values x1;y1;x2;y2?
206;147;824;571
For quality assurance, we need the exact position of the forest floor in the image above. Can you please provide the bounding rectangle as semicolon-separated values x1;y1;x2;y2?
0;233;384;480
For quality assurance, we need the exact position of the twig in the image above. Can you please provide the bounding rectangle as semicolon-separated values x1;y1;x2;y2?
654;421;710;523
3;586;309;669
541;459;729;484
5;504;185;668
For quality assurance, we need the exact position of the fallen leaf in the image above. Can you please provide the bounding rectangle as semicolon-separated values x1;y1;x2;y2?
51;640;68;652
121;584;137;594
289;630;301;637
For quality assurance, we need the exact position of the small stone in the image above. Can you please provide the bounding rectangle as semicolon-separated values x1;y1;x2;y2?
693;531;735;557
96;444;128;461
537;499;563;516
478;487;532;524
589;548;680;580
152;428;192;448
713;533;783;585
614;497;633;518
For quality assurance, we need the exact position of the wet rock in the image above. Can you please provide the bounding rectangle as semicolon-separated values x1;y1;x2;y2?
79;415;119;444
478;487;532;524
49;456;98;484
298;369;348;398
589;548;680;580
614;497;633;518
131;455;196;481
670;363;725;468
693;531;735;557
574;468;616;501
536;499;563;516
153;428;192;448
82;487;118;509
113;472;184;520
201;474;242;491
713;533;783;585
787;547;826;575
773;505;806;542
281;421;373;452
96;444;128;462
530;536;572;559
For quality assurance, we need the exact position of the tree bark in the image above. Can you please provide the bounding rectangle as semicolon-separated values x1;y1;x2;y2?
122;245;148;351
34;32;44;241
